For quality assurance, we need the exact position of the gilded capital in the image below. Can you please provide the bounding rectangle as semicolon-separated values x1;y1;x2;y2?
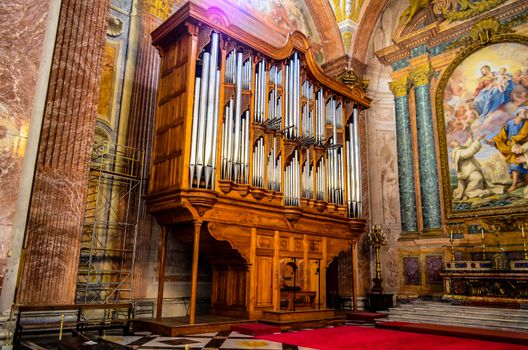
389;76;409;98
410;64;433;87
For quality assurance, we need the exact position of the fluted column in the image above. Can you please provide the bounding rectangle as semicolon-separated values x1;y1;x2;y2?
410;64;442;230
389;77;418;233
17;0;110;304
122;7;163;298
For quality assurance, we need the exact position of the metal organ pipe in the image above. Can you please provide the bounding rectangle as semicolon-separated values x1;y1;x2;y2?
189;32;222;189
345;105;361;217
353;106;362;216
315;89;324;144
195;51;210;187
188;36;362;218
204;33;220;188
254;59;267;123
284;150;300;206
233;51;243;181
252;137;265;188
211;70;220;186
189;77;201;186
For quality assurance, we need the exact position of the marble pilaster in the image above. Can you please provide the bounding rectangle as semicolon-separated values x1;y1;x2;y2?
17;0;111;304
389;77;418;233
410;64;442;230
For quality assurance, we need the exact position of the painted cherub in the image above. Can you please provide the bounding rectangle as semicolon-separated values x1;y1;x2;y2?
496;67;512;93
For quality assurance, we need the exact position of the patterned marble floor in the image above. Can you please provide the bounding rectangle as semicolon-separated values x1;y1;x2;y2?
97;321;372;350
99;330;315;350
18;321;372;349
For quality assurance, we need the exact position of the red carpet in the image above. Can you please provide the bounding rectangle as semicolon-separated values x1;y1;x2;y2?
257;326;528;350
231;323;281;335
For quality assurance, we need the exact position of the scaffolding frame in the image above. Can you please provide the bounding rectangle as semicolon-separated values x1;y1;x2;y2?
76;142;144;305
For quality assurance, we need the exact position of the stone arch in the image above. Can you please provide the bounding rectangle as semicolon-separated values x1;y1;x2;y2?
304;0;346;62
350;0;391;65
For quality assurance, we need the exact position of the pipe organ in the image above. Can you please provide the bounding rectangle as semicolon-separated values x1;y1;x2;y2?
147;3;370;320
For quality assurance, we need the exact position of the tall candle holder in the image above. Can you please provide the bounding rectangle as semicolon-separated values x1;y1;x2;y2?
517;223;528;260
367;224;387;294
447;224;463;261
481;228;486;261
449;228;455;261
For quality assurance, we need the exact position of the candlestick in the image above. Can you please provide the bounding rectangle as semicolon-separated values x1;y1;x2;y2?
450;229;453;241
481;233;486;261
522;224;528;260
481;228;484;240
367;224;388;293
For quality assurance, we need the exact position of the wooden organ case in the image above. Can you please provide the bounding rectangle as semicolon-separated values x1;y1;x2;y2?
147;3;371;321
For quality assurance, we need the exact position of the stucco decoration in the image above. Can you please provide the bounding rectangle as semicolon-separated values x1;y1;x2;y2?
433;0;509;22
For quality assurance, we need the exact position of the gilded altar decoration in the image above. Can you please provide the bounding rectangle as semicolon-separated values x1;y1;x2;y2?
436;33;528;219
338;69;369;93
447;18;511;51
433;0;508;22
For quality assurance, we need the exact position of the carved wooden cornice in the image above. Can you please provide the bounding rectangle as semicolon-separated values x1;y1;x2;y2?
151;2;371;107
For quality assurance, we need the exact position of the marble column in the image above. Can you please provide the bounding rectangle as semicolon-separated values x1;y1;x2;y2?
410;64;442;230
125;9;163;298
389;77;418;233
17;0;110;304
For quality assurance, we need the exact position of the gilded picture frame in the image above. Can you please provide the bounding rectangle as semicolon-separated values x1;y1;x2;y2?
436;33;528;220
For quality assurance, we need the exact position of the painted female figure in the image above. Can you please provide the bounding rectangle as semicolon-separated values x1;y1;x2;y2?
473;65;514;117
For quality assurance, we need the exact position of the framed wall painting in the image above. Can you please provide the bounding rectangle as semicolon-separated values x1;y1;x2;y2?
436;34;528;220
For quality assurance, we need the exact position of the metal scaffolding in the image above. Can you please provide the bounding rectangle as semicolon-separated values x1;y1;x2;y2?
76;142;144;304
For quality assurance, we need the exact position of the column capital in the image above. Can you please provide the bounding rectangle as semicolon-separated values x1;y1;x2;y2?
389;76;409;98
410;63;433;87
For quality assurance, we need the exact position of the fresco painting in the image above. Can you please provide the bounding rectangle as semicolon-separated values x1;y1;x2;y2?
234;0;318;41
443;42;528;212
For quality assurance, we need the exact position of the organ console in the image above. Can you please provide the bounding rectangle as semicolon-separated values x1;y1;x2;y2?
146;2;371;322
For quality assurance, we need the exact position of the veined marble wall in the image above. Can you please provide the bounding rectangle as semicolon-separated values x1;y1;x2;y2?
0;1;52;306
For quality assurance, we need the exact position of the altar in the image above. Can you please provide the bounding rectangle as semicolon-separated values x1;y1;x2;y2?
441;259;528;305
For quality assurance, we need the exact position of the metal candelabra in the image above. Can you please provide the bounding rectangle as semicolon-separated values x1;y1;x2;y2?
517;223;528;260
481;228;487;261
447;224;463;261
367;224;388;294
